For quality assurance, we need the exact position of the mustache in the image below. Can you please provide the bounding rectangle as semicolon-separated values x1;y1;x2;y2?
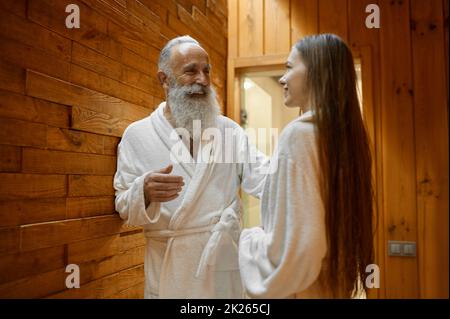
181;83;210;96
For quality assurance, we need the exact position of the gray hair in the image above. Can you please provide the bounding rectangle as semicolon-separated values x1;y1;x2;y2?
158;35;200;75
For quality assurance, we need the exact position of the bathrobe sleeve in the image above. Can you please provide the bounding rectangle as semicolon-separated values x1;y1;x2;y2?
113;136;161;226
238;128;327;298
236;126;270;199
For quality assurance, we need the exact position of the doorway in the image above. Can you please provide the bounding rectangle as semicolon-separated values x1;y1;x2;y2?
239;69;299;227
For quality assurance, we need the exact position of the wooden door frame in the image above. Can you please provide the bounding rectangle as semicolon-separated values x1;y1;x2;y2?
226;47;385;299
227;54;287;124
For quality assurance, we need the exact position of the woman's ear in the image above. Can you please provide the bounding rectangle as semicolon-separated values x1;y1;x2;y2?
157;71;169;90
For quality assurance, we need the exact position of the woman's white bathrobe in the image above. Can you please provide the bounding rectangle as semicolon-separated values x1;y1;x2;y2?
239;111;328;298
114;102;269;299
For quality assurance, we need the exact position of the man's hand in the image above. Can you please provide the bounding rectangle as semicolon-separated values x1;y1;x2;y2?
144;165;184;207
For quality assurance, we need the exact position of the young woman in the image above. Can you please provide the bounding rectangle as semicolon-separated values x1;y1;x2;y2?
238;34;374;298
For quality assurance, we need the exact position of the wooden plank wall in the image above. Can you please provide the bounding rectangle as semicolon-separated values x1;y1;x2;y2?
0;0;227;298
229;0;448;298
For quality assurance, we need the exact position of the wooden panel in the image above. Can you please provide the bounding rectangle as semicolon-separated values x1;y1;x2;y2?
0;173;66;200
192;6;228;52
444;0;449;101
208;0;227;19
204;5;228;37
75;246;144;287
0;118;46;147
25;70;150;122
0;0;228;299
291;0;319;45
47;125;118;155
0;145;21;172
121;47;155;76
318;0;348;42
71;105;133;138
138;0;168;24
0;246;65;284
66;196;115;219
47;126;120;156
264;0;290;54
411;0;449;298
27;0;122;61
0;59;24;94
228;0;238;57
22;148;116;175
153;0;179;18
0;0;26;17
0;227;20;256
107;20;155;60
0;89;69;128
46;264;144;299
70;64;154;109
0;9;71;61
0;36;71;82
68;231;145;264
379;0;418;298
106;281;144;298
165;12;218;61
127;0;162;32
238;0;264;56
0;198;66;227
47;127;104;154
71;42;122;80
0;267;66;298
20;215;136;251
120;65;157;95
68;175;115;197
81;0;163;51
103;136;120;156
348;0;379;48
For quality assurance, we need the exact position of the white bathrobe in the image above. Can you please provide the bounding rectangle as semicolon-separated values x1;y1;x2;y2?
238;111;328;299
114;102;269;299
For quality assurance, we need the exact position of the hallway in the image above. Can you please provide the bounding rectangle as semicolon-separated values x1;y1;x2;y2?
0;0;448;299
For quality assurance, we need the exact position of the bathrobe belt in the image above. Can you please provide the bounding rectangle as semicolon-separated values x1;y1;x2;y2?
144;204;240;278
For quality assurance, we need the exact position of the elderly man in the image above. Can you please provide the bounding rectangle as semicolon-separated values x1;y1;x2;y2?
113;36;269;299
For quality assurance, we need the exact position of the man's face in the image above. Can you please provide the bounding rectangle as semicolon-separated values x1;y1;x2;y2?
162;43;220;135
168;43;211;94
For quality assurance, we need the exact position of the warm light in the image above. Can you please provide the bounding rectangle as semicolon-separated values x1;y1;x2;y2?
243;79;254;90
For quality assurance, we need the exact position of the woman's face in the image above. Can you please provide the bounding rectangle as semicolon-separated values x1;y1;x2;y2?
279;47;309;108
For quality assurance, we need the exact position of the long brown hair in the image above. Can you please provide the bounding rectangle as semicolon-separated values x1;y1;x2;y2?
295;34;374;298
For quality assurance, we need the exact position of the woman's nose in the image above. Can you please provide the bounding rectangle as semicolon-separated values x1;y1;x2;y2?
279;76;286;85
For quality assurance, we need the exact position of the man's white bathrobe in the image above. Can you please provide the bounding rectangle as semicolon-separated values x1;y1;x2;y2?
239;111;328;299
114;102;268;299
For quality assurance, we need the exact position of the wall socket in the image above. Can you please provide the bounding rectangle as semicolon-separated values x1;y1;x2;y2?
388;241;417;257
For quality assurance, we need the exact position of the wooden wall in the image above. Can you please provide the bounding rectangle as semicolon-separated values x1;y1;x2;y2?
229;0;448;298
0;0;227;298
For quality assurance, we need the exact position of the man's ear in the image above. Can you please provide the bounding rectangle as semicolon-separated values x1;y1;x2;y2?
157;71;169;90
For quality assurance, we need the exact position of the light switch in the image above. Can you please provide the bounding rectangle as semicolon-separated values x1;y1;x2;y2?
388;240;417;257
388;241;402;256
403;242;416;256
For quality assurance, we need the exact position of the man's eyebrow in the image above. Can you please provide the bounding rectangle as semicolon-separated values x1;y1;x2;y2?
183;63;211;71
183;63;197;71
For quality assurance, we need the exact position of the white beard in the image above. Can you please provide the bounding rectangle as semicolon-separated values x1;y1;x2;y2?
167;82;220;137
